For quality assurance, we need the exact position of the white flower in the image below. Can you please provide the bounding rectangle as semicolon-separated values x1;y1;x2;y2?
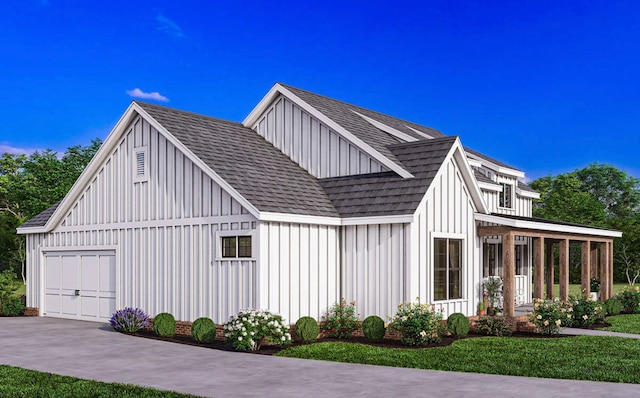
238;336;243;341
555;319;562;326
543;320;549;326
281;336;286;341
582;315;588;320
536;315;542;320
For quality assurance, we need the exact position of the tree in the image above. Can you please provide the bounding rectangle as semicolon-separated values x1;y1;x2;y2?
0;139;102;278
531;163;640;283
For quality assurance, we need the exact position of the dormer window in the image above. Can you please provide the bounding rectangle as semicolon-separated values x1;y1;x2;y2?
499;183;513;208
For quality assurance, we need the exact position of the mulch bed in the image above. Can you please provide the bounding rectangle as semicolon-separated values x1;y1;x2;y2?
129;329;573;356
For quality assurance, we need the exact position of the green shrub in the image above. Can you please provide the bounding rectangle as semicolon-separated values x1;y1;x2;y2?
223;309;291;351
617;286;640;314
568;295;604;327
0;270;20;302
447;313;470;337
322;299;360;339
389;301;445;345
362;315;386;341
295;316;319;342
191;317;216;343
605;298;622;316
474;316;512;336
153;313;176;337
1;295;25;317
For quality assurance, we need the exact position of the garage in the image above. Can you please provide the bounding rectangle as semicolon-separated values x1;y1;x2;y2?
44;251;116;322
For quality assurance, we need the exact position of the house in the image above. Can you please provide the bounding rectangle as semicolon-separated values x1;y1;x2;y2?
17;83;622;324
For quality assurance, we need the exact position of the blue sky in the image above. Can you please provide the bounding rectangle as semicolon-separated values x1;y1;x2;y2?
1;1;639;181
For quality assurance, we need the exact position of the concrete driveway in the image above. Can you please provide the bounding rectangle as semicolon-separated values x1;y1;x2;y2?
1;317;639;397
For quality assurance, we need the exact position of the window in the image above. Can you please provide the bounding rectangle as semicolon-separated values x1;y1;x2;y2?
499;183;513;208
221;236;252;258
133;147;148;182
434;238;462;300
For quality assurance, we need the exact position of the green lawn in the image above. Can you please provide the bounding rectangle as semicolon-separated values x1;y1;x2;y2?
277;336;640;384
0;365;199;397
604;314;640;334
542;283;627;298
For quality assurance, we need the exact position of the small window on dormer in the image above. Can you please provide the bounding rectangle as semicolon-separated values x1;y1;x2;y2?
499;183;513;208
133;147;148;183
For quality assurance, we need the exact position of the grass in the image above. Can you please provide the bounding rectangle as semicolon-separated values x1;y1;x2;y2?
277;336;640;384
604;314;640;334
543;283;627;298
0;365;199;398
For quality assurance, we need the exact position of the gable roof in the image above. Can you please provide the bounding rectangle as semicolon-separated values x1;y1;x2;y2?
137;102;339;218
320;137;487;218
18;202;60;228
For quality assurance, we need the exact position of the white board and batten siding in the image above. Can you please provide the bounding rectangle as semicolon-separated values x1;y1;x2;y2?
252;95;387;178
258;222;340;324
412;157;481;318
341;223;409;320
26;115;259;324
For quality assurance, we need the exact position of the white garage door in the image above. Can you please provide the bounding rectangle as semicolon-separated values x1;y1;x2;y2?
44;251;116;322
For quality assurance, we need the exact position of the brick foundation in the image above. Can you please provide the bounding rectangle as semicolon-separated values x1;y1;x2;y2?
24;307;39;317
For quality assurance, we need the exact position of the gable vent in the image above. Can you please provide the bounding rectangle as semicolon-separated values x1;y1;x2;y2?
133;147;148;182
136;151;145;176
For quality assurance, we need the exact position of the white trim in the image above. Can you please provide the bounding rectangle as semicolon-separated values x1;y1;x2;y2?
404;125;435;139
54;215;257;233
516;187;540;199
341;214;413;225
258;212;342;226
431;233;466;302
351;110;419;143
41;245;118;252
474;213;623;238
466;152;525;178
214;229;257;260
467;158;482;168
243;83;414;179
478;181;502;192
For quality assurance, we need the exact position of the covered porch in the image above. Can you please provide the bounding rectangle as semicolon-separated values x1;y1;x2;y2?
476;214;623;317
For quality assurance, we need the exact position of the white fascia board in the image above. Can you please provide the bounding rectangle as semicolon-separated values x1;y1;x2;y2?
244;83;414;179
466;152;525;178
516;187;540;199
453;142;489;214
478;181;502;192
31;103;142;234
16;226;46;234
474;213;622;238
467;158;482;168
259;212;342;226
404;125;435;139
350;110;419;143
258;212;413;226
134;104;261;220
341;214;414;225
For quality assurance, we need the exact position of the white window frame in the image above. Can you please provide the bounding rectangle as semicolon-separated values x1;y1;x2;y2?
133;147;148;183
432;233;465;302
215;229;256;260
498;182;514;209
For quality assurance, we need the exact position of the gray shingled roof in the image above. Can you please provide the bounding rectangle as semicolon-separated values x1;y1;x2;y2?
137;102;339;217
473;170;496;185
319;137;457;217
19;202;60;228
281;84;444;173
518;181;537;193
465;147;519;171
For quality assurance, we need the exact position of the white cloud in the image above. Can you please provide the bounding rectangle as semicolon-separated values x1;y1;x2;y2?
156;14;184;38
0;144;40;155
126;88;170;102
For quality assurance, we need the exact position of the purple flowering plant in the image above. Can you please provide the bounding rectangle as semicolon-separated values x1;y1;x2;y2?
109;307;150;333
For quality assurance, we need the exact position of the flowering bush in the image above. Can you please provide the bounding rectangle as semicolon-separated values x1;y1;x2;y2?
109;307;150;333
322;299;360;338
224;309;291;351
590;277;600;293
529;298;571;335
388;300;445;345
567;295;604;327
617;286;640;314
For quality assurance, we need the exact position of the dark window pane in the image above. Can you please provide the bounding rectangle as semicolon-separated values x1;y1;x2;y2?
238;236;252;258
222;237;236;258
434;270;447;300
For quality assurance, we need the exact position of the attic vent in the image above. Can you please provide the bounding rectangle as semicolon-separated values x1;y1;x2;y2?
133;147;148;182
